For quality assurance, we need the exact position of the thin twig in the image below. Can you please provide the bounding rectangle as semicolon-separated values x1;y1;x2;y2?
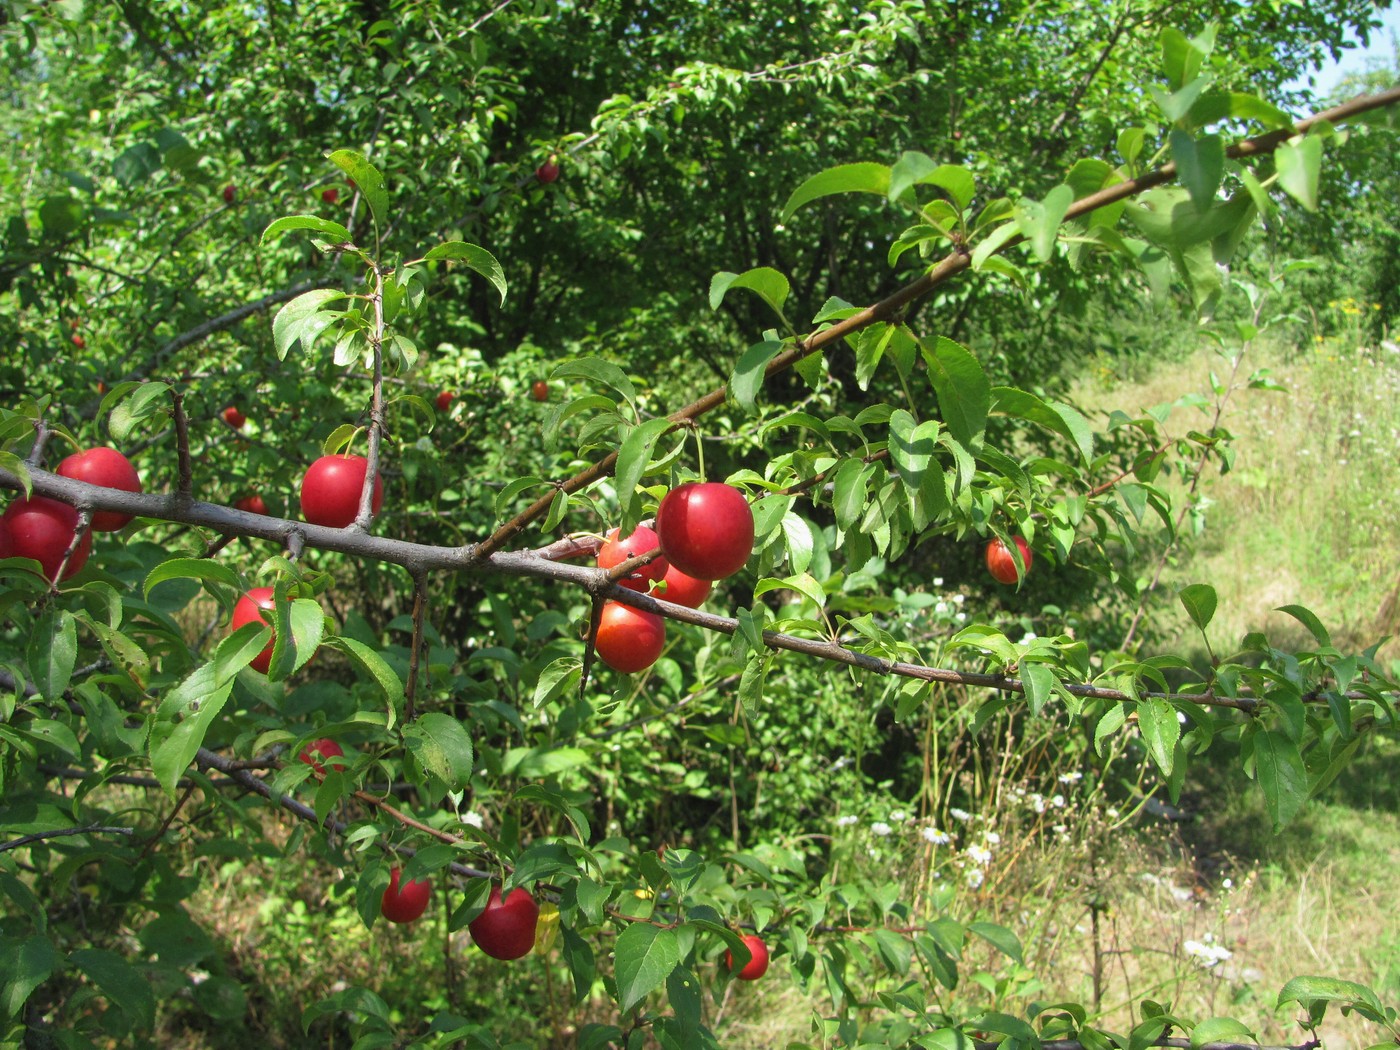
0;825;136;853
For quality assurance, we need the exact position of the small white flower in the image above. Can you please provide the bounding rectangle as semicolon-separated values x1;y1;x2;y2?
922;826;951;845
871;821;892;836
984;831;1001;845
1058;771;1082;784
1051;794;1066;808
952;593;965;605
1106;807;1119;819
955;612;967;623
889;810;907;822
1030;794;1046;814
935;601;949;614
949;807;972;823
965;868;985;889
966;844;992;865
461;812;485;829
933;577;944;587
1053;824;1068;835
1183;938;1233;967
836;815;859;828
1223;878;1234;889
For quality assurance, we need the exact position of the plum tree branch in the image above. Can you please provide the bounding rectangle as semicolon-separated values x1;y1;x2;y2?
469;86;1400;560
3;465;1394;714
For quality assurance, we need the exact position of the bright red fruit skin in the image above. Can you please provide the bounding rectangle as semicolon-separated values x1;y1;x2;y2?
234;494;268;515
725;934;770;981
530;380;549;402
656;562;712;608
71;333;86;349
300;454;384;529
594;601;665;673
57;447;142;532
535;161;560;184
597;525;668;591
381;867;431;924
3;497;91;582
985;536;1032;585
656;483;754;581
321;187;339;204
299;738;344;777
231;586;279;674
469;885;540;960
435;390;454;412
222;183;236;203
222;406;246;430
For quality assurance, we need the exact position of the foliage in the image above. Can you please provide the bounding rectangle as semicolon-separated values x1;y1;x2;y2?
1;2;1399;1048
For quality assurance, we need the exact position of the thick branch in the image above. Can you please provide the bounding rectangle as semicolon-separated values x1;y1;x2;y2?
5;466;1394;713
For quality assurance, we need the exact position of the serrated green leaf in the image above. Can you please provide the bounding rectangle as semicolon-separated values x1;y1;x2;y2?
550;359;635;406
729;339;785;411
709;267;789;317
423;241;507;303
1138;698;1180;776
1253;729;1307;832
327;149;388;228
1275;136;1323;212
1178;583;1217;632
403;712;474;791
780;162;890;223
70;947;155;1031
614;923;679;1013
260;214;354;246
922;336;989;447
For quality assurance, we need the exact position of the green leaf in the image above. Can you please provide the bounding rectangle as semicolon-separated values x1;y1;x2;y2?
709;267;790;317
1137;698;1180;776
423;241;507;304
780;162;890;223
28;610;76;701
1015;183;1072;262
1275;136;1323;213
1170;131;1224;211
1190;1017;1256;1049
729;339;785;411
1276;604;1331;647
108;380;173;443
150;662;236;797
968;922;1023;965
112;143;161;188
260;214;354;246
1253;729;1307;832
70;947;156;1031
738;652;768;717
327;149;389;228
561;925;597;1004
143;557;241;599
1276;976;1387;1023
1021;663;1055;717
1;934;61;1019
550;358;636;406
326;637;405;730
615;417;677;516
403;712;475;792
614;923;679;1014
271;289;349;360
921;336;989;447
887;409;939;499
1178;584;1217;632
38;194;85;239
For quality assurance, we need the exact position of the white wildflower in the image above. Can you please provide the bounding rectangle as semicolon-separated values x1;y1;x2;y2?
836;815;859;828
965;868;985;889
871;822;892;836
1058;771;1082;784
1183;938;1233;968
889;810;907;822
966;844;992;865
1051;794;1066;808
461;812;485;829
984;831;1001;846
949;807;972;823
922;827;951;845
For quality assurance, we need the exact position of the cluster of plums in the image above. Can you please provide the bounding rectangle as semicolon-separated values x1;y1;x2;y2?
591;482;756;674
